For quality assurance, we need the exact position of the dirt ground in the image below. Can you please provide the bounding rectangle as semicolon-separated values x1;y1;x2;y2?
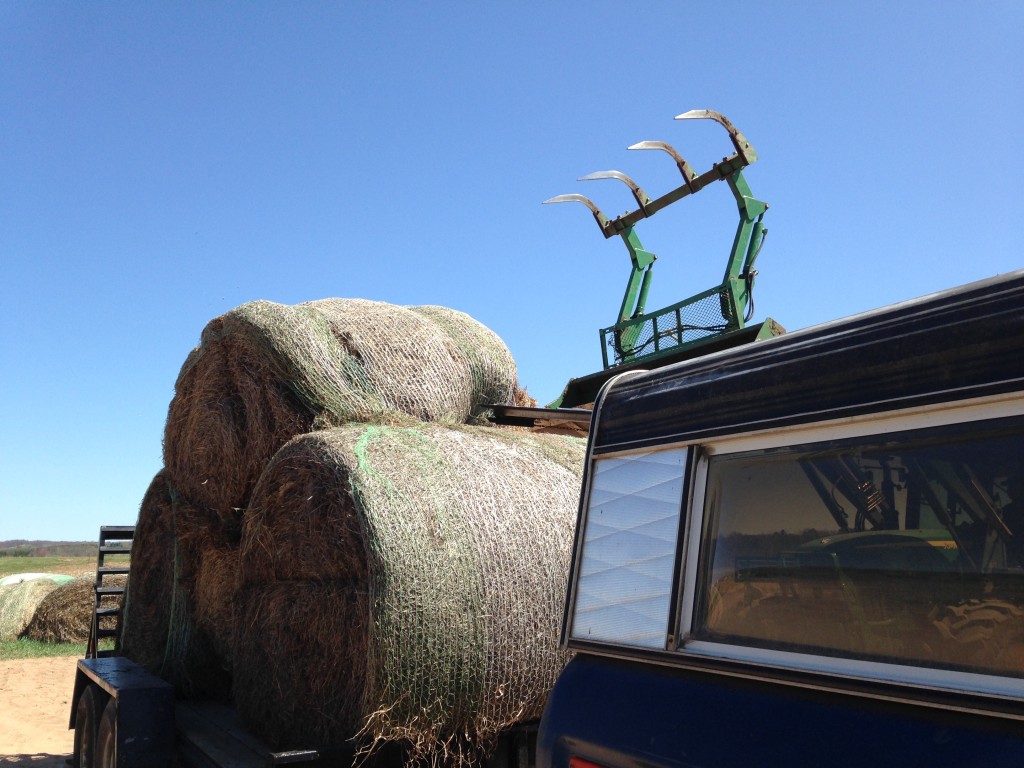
0;656;77;767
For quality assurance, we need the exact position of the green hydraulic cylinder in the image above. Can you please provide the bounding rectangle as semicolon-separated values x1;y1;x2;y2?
616;226;657;358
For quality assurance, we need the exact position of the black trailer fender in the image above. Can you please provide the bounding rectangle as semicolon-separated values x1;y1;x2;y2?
70;657;175;768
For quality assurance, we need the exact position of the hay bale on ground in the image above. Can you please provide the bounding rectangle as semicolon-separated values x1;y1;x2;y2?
234;423;585;763
23;575;127;644
164;299;521;535
0;579;59;641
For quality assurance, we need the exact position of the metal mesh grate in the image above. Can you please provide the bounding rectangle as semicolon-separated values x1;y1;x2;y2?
602;288;738;367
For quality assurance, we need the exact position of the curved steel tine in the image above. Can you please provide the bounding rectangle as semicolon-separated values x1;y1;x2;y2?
543;193;610;230
675;109;758;164
578;170;652;209
628;140;698;185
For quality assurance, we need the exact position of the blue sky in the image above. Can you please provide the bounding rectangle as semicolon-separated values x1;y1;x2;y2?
2;3;1022;542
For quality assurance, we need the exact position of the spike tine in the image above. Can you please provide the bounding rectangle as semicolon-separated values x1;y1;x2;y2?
674;109;757;164
543;194;589;205
578;170;651;209
542;193;610;230
627;140;697;185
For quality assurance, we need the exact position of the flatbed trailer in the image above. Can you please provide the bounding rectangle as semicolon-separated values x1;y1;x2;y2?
70;654;538;768
70;657;323;768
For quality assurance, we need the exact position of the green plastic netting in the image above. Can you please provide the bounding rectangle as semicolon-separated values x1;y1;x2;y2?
233;423;586;763
164;298;520;534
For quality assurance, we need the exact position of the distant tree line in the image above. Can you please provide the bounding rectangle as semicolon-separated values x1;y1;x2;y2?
0;541;98;557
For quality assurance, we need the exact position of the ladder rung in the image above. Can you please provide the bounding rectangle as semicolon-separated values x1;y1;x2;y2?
99;545;132;555
96;586;125;596
95;628;119;639
96;607;122;617
97;566;130;575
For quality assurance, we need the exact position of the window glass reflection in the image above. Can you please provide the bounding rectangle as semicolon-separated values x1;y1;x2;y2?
694;422;1024;678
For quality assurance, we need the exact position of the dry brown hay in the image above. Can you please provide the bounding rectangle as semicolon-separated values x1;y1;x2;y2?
22;575;127;643
0;579;59;641
233;423;585;764
116;472;230;698
232;580;369;750
193;542;240;669
158;507;233;699
164;299;520;535
121;472;176;673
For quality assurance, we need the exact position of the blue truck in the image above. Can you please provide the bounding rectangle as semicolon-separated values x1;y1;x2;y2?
536;270;1024;767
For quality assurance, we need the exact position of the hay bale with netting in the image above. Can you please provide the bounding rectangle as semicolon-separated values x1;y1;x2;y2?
164;299;521;535
0;579;59;641
408;305;518;419
233;423;585;764
23;575;127;644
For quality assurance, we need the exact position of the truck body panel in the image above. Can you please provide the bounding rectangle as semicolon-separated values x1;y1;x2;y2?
541;271;1024;768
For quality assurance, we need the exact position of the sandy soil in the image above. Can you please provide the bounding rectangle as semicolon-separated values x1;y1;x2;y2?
0;656;77;767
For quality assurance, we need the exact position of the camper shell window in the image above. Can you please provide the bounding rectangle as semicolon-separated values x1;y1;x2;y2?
689;418;1024;685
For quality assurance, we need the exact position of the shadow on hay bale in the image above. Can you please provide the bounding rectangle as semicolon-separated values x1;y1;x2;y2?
233;580;369;750
121;472;175;673
22;575;127;644
233;423;585;764
164;299;523;537
0;579;60;641
121;471;233;700
193;542;240;669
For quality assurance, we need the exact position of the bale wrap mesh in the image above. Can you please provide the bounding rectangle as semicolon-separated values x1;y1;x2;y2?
234;423;585;762
164;298;519;534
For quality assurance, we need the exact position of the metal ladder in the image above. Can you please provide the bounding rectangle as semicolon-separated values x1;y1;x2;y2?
86;525;135;659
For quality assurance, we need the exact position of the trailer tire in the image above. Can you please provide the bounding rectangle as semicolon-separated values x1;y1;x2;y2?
96;697;117;768
73;685;99;768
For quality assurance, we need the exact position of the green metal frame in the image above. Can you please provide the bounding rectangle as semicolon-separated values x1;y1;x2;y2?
604;169;767;367
545;110;771;371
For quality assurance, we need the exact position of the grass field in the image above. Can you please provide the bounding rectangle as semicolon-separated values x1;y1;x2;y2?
0;638;88;660
0;556;100;578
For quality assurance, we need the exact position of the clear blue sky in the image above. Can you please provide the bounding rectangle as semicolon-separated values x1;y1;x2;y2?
2;3;1022;542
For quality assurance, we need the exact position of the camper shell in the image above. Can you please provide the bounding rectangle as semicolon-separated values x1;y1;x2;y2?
537;271;1024;768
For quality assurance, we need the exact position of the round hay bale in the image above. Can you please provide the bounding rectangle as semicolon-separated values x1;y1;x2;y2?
234;423;585;763
121;471;176;673
121;472;236;700
23;575;127;644
164;299;519;534
0;579;59;641
148;523;232;701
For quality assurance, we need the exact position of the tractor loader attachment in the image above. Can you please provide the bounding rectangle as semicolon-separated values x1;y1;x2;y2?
544;109;783;408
